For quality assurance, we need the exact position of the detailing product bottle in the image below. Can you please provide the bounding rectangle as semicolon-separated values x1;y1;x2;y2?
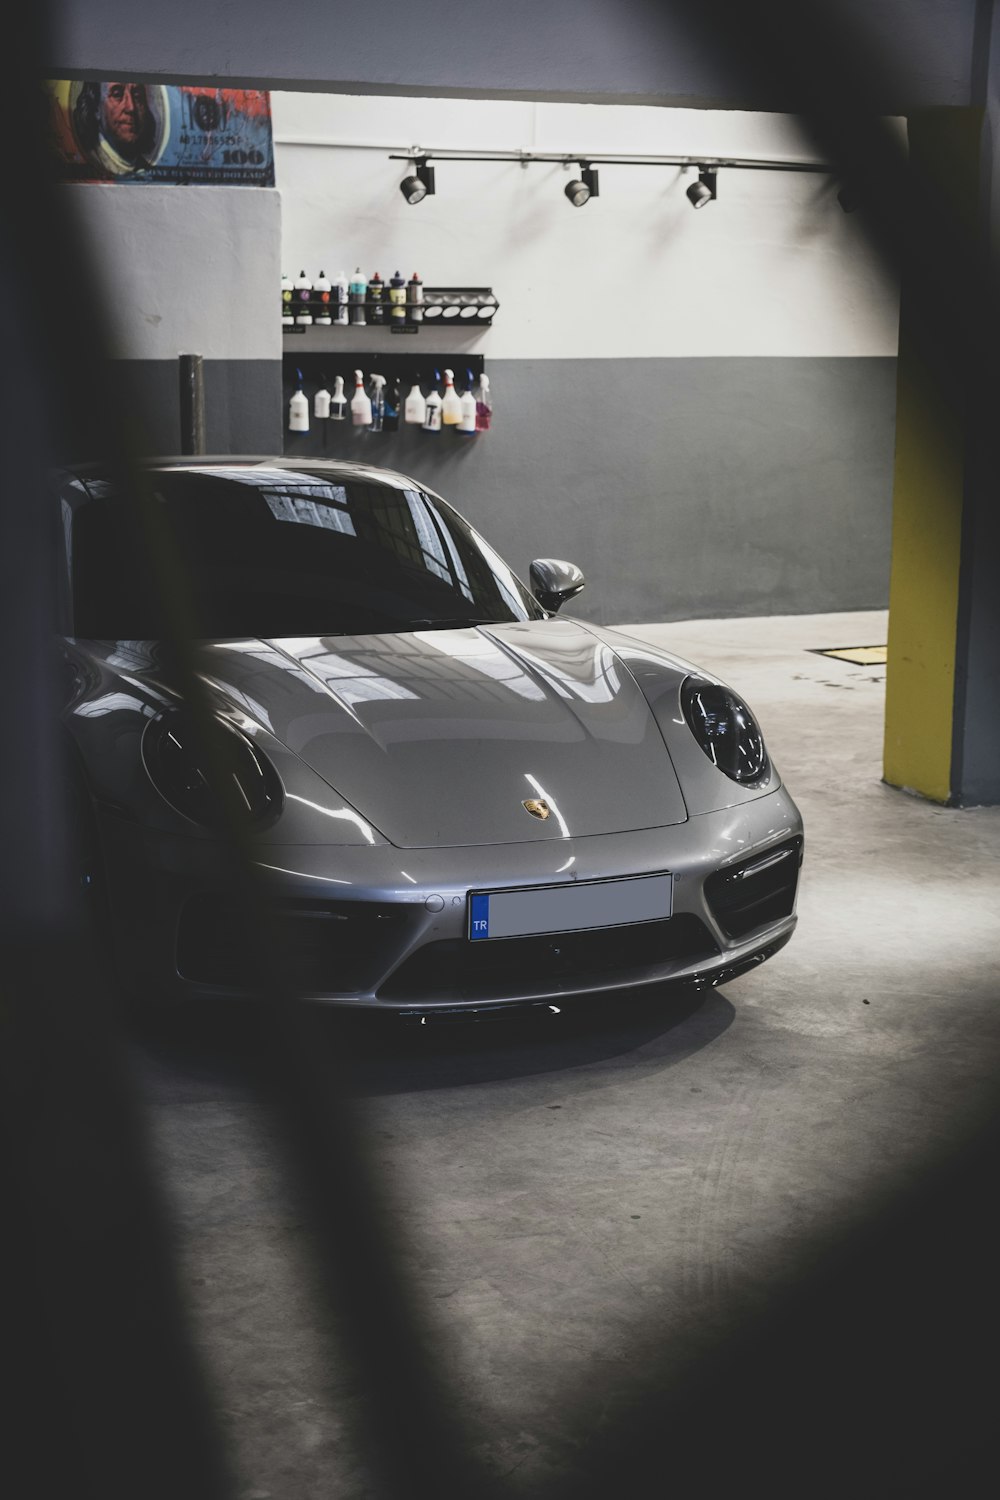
475;373;493;431
390;270;406;323
441;368;462;425
404;379;427;425
281;273;294;326
333;271;349;326
289;373;309;432
330;374;347;420
351;369;372;426
384;379;401;431
407;271;424;323
349;266;367;326
423;374;442;432
314;379;331;419
369;374;386;432
458;372;477;433
368;271;385;324
314;270;332;325
294;269;313;325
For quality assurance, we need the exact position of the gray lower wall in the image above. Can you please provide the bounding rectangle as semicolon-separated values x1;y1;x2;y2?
84;358;284;458
282;357;897;624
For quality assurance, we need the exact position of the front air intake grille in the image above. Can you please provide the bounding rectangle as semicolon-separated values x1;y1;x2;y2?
378;913;717;1004
176;897;416;994
704;836;803;940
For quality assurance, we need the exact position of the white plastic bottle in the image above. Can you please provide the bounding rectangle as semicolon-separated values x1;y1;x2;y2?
333;271;349;326
289;378;309;432
351;369;372;426
423;385;442;432
458;375;477;434
294;269;313;325
281;273;294;327
441;368;462;425
330;374;347;420
475;373;493;431
404;380;426;425
369;373;386;432
314;270;332;325
314;380;331;419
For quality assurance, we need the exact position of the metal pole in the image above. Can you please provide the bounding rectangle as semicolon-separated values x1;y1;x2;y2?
179;353;206;455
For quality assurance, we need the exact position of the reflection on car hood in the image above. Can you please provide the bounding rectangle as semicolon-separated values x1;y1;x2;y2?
199;619;688;848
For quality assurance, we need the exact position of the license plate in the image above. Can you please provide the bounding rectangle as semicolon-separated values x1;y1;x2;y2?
468;873;673;941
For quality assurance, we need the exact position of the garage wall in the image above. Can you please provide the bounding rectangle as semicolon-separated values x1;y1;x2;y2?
276;94;899;622
66;182;283;455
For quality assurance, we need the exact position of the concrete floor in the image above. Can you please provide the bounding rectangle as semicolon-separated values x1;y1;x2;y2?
134;609;1000;1498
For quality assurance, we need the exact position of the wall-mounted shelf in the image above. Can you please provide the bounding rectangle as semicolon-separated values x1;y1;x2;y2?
283;286;498;351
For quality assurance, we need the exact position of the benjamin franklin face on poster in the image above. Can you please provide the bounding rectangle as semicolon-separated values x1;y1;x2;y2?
70;81;170;177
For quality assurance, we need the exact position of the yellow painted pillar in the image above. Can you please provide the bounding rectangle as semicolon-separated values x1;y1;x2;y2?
883;109;982;803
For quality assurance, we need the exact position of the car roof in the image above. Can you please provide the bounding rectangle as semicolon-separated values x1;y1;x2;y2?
60;456;432;495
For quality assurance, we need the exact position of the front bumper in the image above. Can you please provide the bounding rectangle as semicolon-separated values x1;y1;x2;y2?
98;787;803;1012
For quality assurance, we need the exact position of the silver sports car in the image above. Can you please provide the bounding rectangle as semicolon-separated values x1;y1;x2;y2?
58;458;803;1018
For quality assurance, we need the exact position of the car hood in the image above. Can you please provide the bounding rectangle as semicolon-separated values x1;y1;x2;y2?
196;620;688;848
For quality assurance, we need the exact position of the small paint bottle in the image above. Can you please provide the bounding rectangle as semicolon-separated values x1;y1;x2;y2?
314;270;332;325
390;270;406;323
349;267;367;326
368;271;385;325
281;273;294;327
407;272;424;323
333;271;349;326
294;270;313;325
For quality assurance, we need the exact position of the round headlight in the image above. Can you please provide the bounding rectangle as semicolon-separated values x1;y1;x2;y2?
681;675;770;787
142;710;283;827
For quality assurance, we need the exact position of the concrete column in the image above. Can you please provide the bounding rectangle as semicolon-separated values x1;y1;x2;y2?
884;105;1000;805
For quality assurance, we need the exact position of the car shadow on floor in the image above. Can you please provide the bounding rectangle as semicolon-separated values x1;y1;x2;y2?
129;984;737;1099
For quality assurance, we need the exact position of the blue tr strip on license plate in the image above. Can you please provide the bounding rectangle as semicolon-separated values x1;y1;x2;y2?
469;874;672;941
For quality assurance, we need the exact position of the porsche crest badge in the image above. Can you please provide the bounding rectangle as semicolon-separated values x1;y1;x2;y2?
522;798;551;820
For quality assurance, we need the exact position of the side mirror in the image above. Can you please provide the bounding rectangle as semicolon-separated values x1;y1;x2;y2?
529;558;586;613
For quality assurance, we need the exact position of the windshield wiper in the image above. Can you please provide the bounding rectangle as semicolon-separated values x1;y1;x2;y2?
409;617;496;631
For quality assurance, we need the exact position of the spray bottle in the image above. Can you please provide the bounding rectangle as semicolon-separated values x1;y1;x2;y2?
369;374;386;432
349;267;367;326
314;270;332;325
384;378;401;432
333;271;349;326
351;369;372;426
289;370;309;432
423;371;442;432
475;373;493;431
441;368;462;426
294;269;313;325
314;376;331;420
330;374;347;420
407;271;424;324
404;378;427;425
458;369;478;433
281;273;294;327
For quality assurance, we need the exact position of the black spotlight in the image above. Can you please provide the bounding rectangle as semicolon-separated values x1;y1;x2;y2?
400;158;435;205
686;167;717;209
565;163;599;207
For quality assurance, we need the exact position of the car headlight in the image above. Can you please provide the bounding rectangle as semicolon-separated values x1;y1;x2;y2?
680;675;770;787
141;709;283;827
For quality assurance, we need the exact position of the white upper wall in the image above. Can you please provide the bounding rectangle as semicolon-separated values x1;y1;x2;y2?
273;94;900;359
67;184;282;361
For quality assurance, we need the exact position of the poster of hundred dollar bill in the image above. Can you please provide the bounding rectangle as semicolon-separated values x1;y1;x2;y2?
46;82;274;185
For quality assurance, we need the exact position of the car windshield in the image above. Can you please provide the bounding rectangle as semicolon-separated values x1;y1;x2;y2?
68;468;545;637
